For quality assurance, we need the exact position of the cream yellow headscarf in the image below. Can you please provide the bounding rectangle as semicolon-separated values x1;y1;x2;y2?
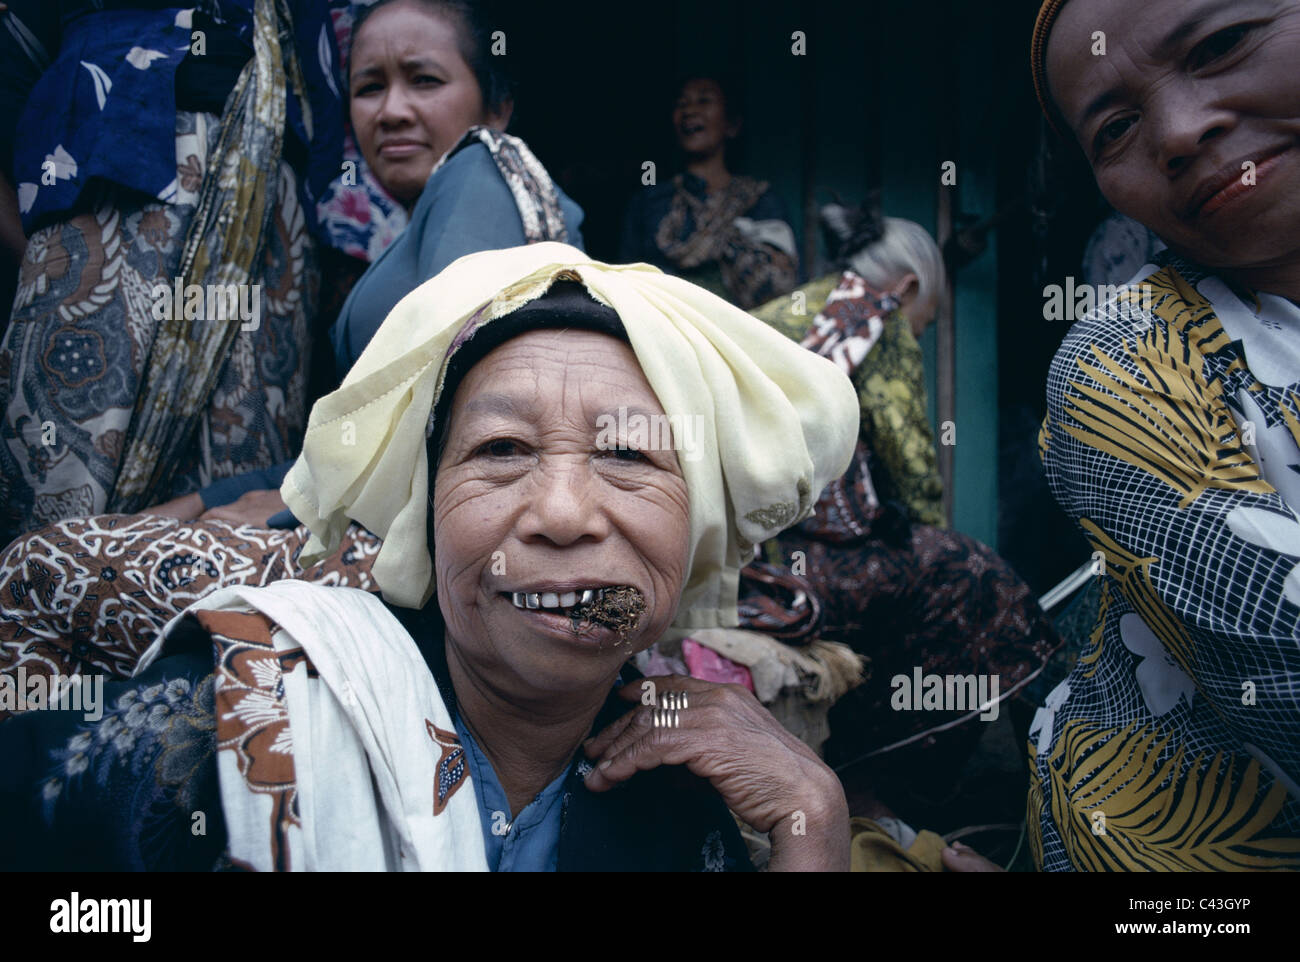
282;243;858;639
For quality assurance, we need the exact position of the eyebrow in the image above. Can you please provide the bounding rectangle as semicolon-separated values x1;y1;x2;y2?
594;407;684;453
460;392;671;422
596;406;664;425
462;394;537;421
1153;14;1215;60
461;399;671;436
351;57;446;82
1075;0;1249;130
1152;0;1272;59
1079;87;1124;130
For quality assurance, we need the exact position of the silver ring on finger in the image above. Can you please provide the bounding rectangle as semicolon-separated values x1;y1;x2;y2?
652;707;681;729
661;691;689;711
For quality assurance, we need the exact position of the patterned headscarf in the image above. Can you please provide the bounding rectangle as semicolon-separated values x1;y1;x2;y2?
1031;0;1073;137
281;243;859;639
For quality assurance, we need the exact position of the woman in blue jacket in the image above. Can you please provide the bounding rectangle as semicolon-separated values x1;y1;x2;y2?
151;0;585;528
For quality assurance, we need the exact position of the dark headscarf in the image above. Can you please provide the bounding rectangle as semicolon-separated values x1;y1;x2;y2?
1031;0;1073;137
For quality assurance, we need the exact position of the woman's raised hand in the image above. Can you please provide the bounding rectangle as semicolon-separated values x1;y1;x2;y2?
583;674;850;871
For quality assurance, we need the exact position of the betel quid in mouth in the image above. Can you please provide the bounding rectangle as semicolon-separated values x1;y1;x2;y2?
568;586;646;644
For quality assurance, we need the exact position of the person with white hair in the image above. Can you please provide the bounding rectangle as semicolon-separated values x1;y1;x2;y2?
819;205;948;341
750;200;1060;805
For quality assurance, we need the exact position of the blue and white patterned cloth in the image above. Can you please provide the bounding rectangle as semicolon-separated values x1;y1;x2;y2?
3;0;344;240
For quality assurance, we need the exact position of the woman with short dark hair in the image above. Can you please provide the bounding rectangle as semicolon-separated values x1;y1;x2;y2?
619;74;799;310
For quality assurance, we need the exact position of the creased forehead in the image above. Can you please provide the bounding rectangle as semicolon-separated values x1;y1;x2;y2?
427;281;634;452
1043;0;1138;118
451;329;655;417
1041;0;1287;133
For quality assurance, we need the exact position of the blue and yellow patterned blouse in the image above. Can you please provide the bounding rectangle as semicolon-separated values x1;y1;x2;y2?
1035;251;1300;870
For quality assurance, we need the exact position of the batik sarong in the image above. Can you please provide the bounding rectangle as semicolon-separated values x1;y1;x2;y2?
0;113;315;546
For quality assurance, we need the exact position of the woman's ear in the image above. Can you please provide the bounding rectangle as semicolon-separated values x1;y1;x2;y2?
486;96;515;132
893;272;920;305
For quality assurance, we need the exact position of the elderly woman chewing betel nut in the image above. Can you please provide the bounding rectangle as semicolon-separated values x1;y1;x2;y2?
0;244;860;871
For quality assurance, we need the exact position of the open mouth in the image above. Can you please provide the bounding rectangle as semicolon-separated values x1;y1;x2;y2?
506;586;647;643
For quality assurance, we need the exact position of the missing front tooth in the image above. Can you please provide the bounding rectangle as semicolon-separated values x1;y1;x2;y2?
568;586;646;644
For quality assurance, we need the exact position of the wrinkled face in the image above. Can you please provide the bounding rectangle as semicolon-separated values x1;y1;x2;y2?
348;2;505;205
1046;0;1300;273
432;329;692;700
673;78;736;159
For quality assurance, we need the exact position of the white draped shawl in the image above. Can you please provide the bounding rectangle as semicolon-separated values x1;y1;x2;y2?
137;580;487;871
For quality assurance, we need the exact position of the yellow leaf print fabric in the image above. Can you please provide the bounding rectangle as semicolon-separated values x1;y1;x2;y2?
751;273;945;528
1047;720;1299;871
1034;252;1300;871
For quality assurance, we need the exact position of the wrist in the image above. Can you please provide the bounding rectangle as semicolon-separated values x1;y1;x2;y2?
766;781;850;872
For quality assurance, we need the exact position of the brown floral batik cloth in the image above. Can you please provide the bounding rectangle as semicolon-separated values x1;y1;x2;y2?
0;515;381;722
0;109;315;546
771;523;1061;771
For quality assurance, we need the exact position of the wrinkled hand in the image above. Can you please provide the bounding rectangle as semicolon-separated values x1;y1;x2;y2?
198;489;287;528
583;675;849;871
